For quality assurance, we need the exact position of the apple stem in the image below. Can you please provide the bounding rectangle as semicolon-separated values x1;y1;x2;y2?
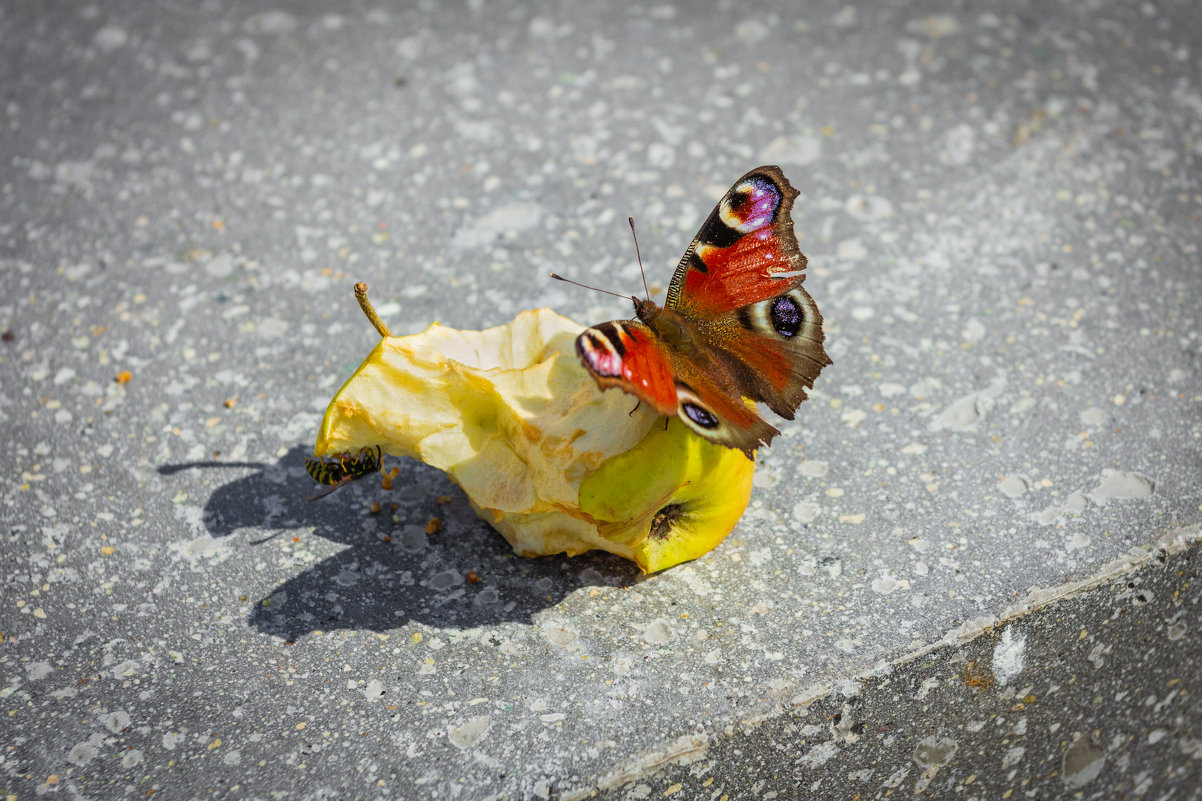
354;282;393;338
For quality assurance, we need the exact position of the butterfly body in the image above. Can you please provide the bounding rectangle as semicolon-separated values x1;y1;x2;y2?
576;166;830;457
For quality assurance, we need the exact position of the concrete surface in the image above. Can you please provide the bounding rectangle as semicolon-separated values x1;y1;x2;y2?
591;526;1202;800
2;1;1199;799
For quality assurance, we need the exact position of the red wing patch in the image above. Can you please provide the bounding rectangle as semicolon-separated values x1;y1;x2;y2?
576;320;677;414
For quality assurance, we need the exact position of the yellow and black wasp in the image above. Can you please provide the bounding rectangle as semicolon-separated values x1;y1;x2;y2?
304;446;383;500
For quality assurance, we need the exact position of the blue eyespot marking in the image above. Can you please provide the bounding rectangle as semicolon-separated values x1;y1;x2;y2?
770;295;803;338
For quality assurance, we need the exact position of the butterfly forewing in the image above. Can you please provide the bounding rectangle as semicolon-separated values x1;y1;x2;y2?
576;320;677;415
667;166;808;317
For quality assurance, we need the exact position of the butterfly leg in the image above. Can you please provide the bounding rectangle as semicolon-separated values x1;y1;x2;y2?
628;400;641;416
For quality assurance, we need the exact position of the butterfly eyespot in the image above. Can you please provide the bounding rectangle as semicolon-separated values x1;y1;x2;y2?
578;326;626;378
719;177;780;234
770;295;804;338
682;402;719;429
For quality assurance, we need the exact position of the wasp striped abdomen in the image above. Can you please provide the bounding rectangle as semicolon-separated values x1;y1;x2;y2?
304;446;383;499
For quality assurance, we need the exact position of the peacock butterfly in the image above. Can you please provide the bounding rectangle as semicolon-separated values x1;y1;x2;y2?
574;166;831;457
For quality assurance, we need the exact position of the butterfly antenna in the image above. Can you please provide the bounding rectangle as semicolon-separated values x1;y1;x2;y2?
628;216;651;300
548;273;631;300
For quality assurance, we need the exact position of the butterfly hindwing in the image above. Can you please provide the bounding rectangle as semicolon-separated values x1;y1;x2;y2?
719;284;829;420
663;346;782;455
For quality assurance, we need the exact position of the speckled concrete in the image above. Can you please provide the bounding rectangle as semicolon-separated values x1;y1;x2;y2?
2;2;1199;799
591;527;1202;800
